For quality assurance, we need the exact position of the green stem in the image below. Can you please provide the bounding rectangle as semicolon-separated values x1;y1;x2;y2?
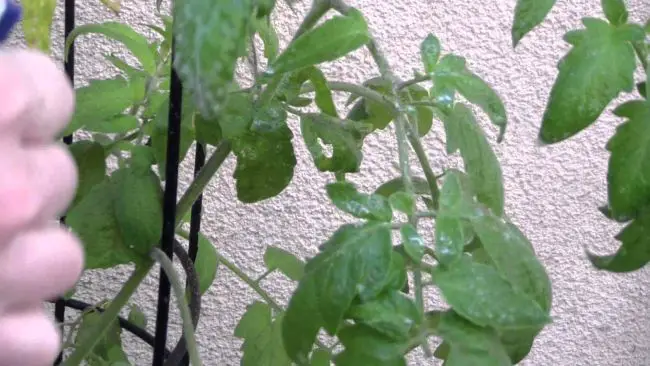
62;263;152;366
397;75;429;90
406;125;440;208
333;0;433;356
176;229;282;311
302;81;393;109
293;0;332;42
217;252;283;311
151;248;203;366
175;141;232;228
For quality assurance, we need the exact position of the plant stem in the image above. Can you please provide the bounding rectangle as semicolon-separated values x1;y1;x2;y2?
217;251;283;311
151;248;203;366
406;124;440;208
62;263;152;366
175;141;232;228
293;0;332;42
397;75;429;90
333;0;434;356
301;81;392;109
176;229;282;311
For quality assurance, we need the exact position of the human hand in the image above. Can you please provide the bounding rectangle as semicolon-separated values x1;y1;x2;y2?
0;49;84;366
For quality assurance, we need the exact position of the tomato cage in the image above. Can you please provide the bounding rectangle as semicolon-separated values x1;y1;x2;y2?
52;0;200;364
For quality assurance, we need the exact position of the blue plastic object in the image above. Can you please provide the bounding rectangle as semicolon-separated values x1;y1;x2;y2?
0;0;20;44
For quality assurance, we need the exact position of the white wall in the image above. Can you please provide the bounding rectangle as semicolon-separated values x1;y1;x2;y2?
12;0;650;364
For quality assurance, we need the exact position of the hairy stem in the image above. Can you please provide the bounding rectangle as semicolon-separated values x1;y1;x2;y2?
151;248;203;366
176;229;282;311
175;141;232;228
406;124;440;208
333;0;433;356
397;75;429;90
62;263;152;366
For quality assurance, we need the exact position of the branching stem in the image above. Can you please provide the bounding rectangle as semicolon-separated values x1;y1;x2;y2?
151;248;203;366
62;263;152;366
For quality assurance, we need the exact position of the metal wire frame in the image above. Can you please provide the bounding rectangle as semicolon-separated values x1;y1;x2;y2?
54;1;205;364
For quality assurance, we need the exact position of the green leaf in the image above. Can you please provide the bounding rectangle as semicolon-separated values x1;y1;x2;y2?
104;54;144;79
235;302;272;339
469;215;549;361
256;0;277;18
305;67;338;117
389;192;415;215
264;246;305;281
587;206;650;272
326;182;393;222
347;291;420;340
173;0;253;118
255;18;280;61
435;216;470;266
435;171;478;265
282;222;393;362
434;55;507;140
334;325;408;365
421;34;442;74
21;0;57;52
438;170;477;219
638;82;647;99
606;100;650;220
218;93;255;140
65;22;157;74
301;114;366;174
150;95;196;176
432;256;551;330
401;84;435;137
437;311;512;366
66;180;141;269
127;305;147;329
235;302;291;366
232;102;296;203
469;211;551;313
310;349;332;366
271;9;370;74
498;328;539;364
512;0;557;46
444;105;504;216
378;251;408;295
601;0;628;25
195;113;223;146
374;177;430;197
196;234;219;294
111;167;163;258
75;310;129;365
400;224;425;264
539;18;637;143
68;141;107;207
359;78;394;130
63;77;140;136
86;115;139;134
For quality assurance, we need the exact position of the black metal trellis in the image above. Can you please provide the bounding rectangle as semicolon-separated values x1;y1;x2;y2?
54;0;205;364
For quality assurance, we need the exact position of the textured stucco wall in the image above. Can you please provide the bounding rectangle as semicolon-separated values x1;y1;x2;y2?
10;0;650;365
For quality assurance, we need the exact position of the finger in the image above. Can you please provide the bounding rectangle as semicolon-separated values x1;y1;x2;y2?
0;143;77;238
26;142;78;220
0;147;42;238
0;49;74;144
0;305;61;366
0;226;83;303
